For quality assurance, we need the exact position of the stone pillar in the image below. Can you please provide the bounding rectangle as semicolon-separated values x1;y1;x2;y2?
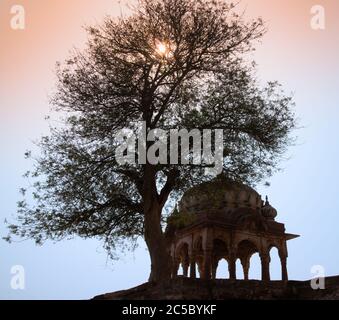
197;260;204;279
203;249;212;280
190;254;196;279
211;258;219;280
183;262;189;277
280;255;288;281
172;258;180;278
202;228;213;280
260;253;271;282
228;252;237;280
241;257;250;281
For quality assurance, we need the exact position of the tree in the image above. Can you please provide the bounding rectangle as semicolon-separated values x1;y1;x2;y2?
6;0;295;284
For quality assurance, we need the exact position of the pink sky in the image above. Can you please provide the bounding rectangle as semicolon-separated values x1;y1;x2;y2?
1;0;339;299
1;0;338;127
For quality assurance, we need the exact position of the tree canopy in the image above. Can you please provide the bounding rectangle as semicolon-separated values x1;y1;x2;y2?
6;0;296;283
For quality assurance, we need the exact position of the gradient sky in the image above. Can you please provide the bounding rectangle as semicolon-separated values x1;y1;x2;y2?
1;0;339;299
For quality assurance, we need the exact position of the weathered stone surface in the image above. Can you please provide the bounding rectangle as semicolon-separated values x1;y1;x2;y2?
168;177;299;283
93;277;339;300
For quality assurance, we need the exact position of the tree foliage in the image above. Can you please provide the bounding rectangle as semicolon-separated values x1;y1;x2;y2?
6;0;295;274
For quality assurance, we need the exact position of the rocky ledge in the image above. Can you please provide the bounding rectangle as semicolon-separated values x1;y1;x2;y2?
93;276;339;300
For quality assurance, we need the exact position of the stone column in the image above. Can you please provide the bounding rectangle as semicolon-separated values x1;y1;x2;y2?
202;228;213;280
183;262;189;277
197;260;204;279
190;254;196;279
172;258;180;278
241;256;250;281
203;249;212;280
280;255;288;281
211;258;219;280
260;253;271;282
228;252;237;280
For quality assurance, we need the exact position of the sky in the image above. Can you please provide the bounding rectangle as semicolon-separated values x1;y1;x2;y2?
1;0;339;299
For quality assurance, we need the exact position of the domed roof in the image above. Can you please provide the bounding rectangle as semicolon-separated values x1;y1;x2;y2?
179;177;263;213
262;196;278;221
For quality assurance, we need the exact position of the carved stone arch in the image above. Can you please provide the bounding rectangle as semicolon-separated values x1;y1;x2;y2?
192;235;204;277
175;241;190;258
237;239;260;264
267;237;280;249
212;238;229;259
193;235;204;252
213;233;230;250
236;239;260;280
175;241;190;277
267;238;287;258
209;238;228;279
234;235;262;254
267;240;288;281
214;228;231;242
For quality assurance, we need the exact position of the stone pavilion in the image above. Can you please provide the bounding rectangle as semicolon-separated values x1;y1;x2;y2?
169;178;299;281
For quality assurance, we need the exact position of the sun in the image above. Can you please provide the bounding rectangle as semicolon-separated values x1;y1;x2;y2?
155;40;169;57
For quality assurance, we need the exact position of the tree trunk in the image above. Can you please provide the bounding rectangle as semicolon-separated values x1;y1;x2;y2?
144;203;172;284
143;165;172;284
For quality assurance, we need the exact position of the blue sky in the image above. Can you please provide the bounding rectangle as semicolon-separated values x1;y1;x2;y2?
1;0;339;299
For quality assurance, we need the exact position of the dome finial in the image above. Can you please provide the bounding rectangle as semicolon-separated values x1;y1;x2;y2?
262;195;277;220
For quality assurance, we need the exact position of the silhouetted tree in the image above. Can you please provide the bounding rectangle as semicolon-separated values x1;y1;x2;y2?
6;0;295;284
